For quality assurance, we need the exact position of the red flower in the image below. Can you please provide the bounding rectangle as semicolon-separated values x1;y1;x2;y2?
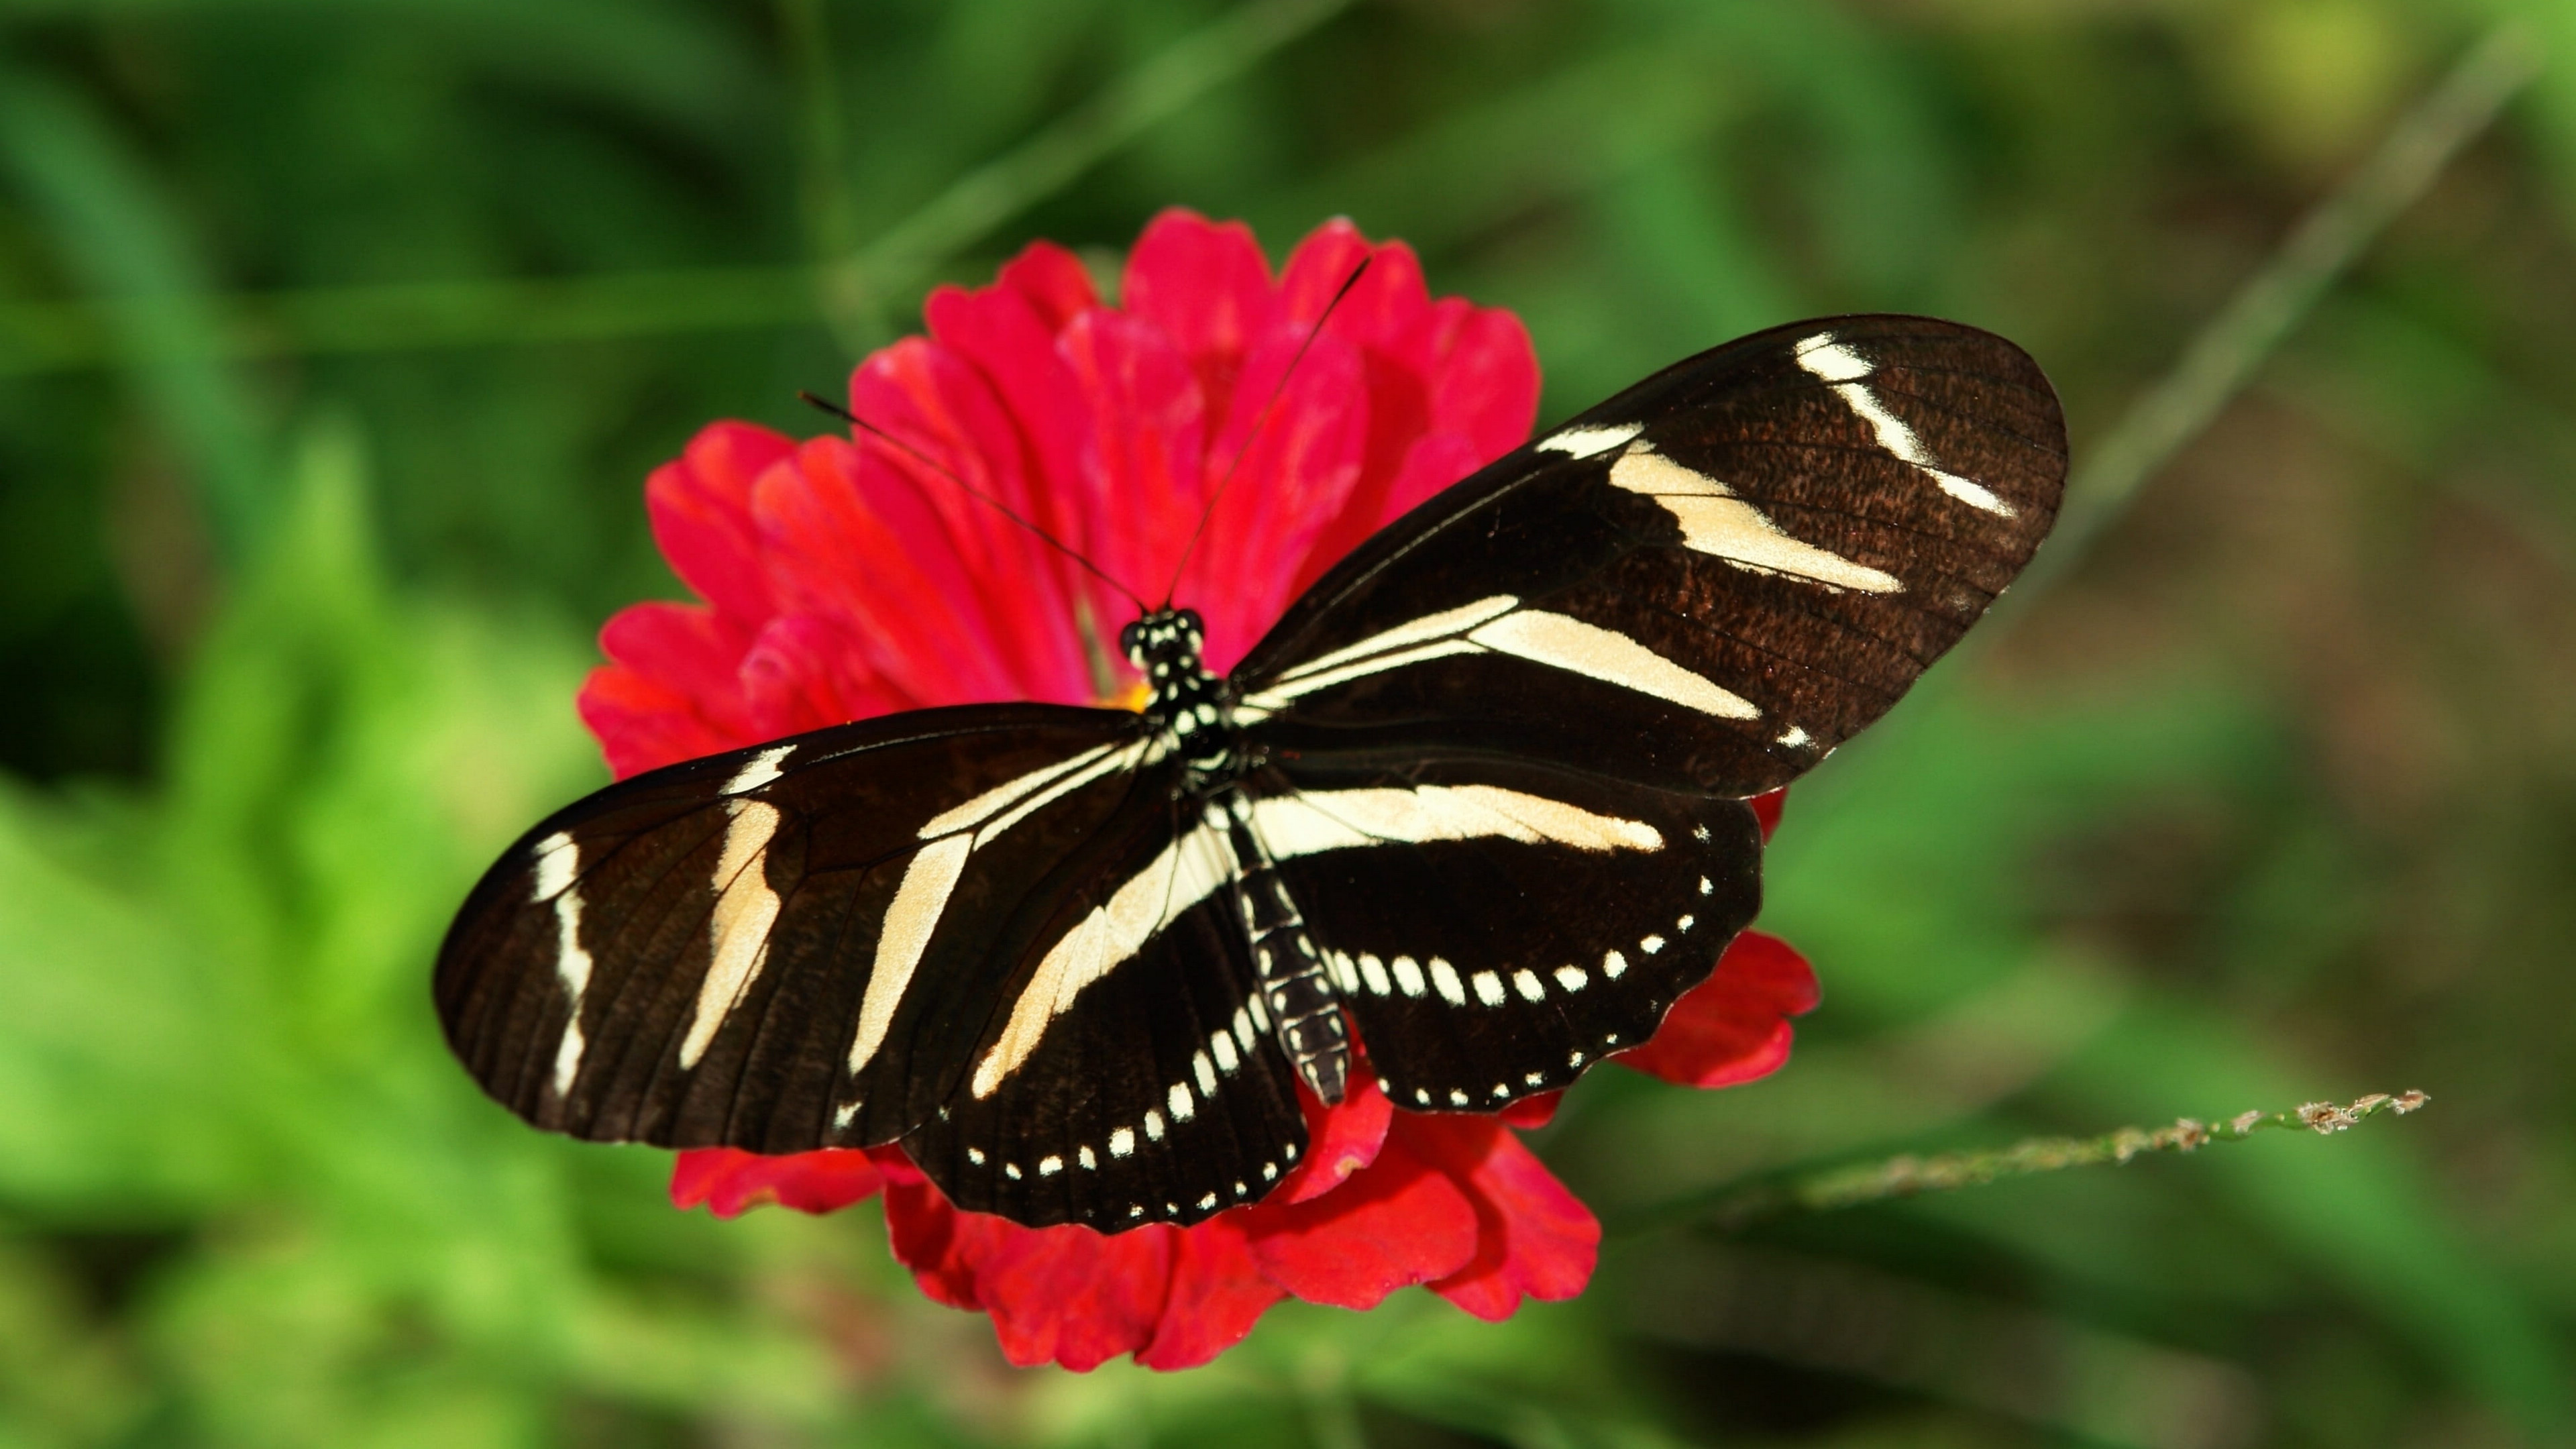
594;210;1819;1371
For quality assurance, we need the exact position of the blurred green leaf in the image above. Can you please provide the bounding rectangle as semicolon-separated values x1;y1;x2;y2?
0;1233;152;1447
0;63;271;565
1;1;2571;1442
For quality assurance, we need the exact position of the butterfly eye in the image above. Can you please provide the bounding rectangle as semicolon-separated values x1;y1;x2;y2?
1118;619;1145;664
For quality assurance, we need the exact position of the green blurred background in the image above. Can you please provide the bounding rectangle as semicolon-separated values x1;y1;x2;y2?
3;0;2575;1444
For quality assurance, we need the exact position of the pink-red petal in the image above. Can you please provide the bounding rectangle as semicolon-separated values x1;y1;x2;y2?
994;239;1097;333
1277;219;1426;354
1056;305;1211;630
1752;786;1787;841
1277;1073;1395;1205
751;434;1020;708
1240;1132;1480;1309
645;422;797;627
1138;1220;1283;1371
839;347;1096;703
876;1153;994;1311
923;272;1091;549
583;600;763;777
1271;223;1539;586
737;612;906;741
1401;1116;1600;1321
968;1222;1176;1371
1365;429;1487;540
1497;1091;1562;1130
578;661;737;781
671;1148;884;1219
1123;209;1278;423
875;1152;1282;1373
1422;304;1541;466
1617;930;1820;1089
1183;325;1366;668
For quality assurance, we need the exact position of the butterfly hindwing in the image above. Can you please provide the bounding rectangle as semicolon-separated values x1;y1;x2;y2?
1234;315;2065;796
1246;759;1764;1113
435;704;1163;1153
903;808;1310;1230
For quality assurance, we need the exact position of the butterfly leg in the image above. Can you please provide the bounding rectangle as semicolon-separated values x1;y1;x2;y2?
1215;792;1349;1104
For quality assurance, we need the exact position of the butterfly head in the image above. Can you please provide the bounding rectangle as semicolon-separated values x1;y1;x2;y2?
1120;607;1208;682
1123;607;1235;774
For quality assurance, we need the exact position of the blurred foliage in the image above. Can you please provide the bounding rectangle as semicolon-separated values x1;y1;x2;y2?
3;0;2575;1445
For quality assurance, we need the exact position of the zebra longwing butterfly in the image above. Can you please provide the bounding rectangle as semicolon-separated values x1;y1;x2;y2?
436;315;2066;1232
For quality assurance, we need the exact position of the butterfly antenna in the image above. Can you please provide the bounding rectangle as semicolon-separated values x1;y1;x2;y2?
797;391;1146;614
1158;256;1373;608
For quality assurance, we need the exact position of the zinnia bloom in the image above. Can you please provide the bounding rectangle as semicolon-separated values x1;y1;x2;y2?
585;209;1819;1371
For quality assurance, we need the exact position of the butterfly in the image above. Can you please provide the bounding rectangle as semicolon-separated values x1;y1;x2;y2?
435;314;2067;1232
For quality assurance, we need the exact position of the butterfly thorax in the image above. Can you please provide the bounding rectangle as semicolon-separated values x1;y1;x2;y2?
1120;606;1239;786
1124;606;1352;1104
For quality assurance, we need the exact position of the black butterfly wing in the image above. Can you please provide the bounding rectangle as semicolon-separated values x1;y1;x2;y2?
1225;315;2060;1116
899;801;1310;1230
439;703;1314;1231
435;704;1169;1154
435;312;2068;1232
1245;757;1763;1114
1233;315;2066;798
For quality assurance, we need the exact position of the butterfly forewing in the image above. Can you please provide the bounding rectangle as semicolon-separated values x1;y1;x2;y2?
1235;316;2065;796
436;705;1159;1152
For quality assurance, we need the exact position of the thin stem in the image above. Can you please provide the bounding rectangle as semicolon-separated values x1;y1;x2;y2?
777;0;860;264
1998;21;2539;621
1;0;1353;376
1616;1091;2429;1238
0;266;819;378
820;0;1354;341
1785;21;2541;823
0;64;274;566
